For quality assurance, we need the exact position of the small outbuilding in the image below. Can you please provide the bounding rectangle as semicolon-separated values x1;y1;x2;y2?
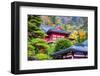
51;40;88;59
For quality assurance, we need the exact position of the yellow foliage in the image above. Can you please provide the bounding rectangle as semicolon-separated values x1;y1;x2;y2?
68;30;87;44
69;31;78;40
78;31;86;40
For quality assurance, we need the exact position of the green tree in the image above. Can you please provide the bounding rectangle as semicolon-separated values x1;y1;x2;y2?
28;15;47;40
30;38;50;54
28;15;48;60
29;38;53;60
55;38;73;52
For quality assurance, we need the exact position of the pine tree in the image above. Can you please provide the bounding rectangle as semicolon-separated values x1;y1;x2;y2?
28;15;46;40
28;15;49;60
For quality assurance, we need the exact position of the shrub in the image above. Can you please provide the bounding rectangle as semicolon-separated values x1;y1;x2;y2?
35;53;51;60
28;45;35;58
55;38;73;52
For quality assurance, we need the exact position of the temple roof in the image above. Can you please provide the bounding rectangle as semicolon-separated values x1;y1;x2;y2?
51;40;88;56
47;29;71;35
40;25;54;32
40;24;71;35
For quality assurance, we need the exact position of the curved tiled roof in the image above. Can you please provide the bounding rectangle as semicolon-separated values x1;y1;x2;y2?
51;40;88;56
40;24;71;35
47;29;71;35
